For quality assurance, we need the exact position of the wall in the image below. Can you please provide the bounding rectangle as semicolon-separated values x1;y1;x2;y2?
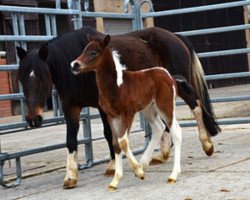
0;58;12;117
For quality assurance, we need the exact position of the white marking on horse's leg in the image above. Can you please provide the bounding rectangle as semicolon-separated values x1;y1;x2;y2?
167;119;182;183
119;132;145;179
112;50;127;87
104;159;116;176
63;151;78;188
108;153;123;191
192;100;213;156
140;115;164;169
151;131;171;164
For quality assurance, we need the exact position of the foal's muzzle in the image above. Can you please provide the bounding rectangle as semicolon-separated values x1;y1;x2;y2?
26;115;43;128
71;61;81;74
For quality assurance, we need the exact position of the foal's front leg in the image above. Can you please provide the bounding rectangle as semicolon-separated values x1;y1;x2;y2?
108;116;144;191
63;106;82;189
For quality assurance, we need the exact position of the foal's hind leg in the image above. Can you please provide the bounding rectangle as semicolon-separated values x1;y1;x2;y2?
140;105;165;169
150;130;171;165
167;118;182;183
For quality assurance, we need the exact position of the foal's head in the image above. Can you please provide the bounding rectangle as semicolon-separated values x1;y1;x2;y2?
71;35;111;74
17;45;52;127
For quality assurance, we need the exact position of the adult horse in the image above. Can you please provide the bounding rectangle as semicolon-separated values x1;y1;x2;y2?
17;26;220;189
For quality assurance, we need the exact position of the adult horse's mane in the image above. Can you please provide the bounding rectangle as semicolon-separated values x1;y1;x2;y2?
45;26;104;103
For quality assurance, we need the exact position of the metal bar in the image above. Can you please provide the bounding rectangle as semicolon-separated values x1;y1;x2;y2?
0;93;24;101
0;5;134;18
177;24;250;36
45;14;52;36
0;65;18;71
82;108;93;168
198;48;250;58
0;35;55;42
205;72;250;80
0;138;91;161
142;0;250;18
18;14;26;49
56;0;61;9
180;117;250;127
51;15;57;36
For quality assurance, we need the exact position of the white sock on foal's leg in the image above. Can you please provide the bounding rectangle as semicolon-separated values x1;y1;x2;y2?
108;153;123;192
140;116;165;169
119;132;145;179
167;119;182;183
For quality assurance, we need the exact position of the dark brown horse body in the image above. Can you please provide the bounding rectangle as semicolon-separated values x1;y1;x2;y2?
17;26;219;189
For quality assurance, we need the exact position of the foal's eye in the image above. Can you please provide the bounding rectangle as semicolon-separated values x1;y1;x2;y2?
90;51;98;57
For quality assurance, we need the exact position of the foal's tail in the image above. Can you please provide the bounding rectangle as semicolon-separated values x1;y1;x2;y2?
175;34;221;137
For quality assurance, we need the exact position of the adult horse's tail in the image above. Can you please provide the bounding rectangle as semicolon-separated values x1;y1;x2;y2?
176;34;221;137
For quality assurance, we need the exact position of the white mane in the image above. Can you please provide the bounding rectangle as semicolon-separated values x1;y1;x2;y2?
112;50;127;87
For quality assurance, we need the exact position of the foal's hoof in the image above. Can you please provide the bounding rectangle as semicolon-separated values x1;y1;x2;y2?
205;145;214;157
108;185;117;192
150;153;169;165
135;170;145;180
104;169;115;177
63;178;77;189
167;178;176;184
150;158;165;165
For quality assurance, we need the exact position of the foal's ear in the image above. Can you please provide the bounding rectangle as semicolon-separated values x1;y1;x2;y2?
88;34;96;42
39;44;49;61
103;35;110;47
16;46;27;61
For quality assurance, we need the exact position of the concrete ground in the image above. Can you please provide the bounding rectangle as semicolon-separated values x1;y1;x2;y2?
0;84;250;200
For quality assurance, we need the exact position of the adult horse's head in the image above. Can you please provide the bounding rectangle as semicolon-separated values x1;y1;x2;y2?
17;45;52;127
71;34;111;74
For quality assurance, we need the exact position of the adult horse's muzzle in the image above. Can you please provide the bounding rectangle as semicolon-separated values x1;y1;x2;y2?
26;115;43;128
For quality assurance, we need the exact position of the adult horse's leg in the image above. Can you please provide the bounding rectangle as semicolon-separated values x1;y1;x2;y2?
140;105;166;169
98;108;115;176
190;54;220;155
176;34;220;155
192;100;214;156
63;105;82;189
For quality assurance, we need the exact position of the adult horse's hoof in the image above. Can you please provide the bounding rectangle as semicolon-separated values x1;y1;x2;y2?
104;169;115;177
167;178;176;184
63;178;77;189
204;145;214;156
108;185;117;192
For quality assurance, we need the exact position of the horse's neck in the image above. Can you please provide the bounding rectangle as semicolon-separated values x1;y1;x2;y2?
95;55;119;98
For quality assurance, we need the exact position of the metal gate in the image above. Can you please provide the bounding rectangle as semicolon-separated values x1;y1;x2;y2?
0;0;250;188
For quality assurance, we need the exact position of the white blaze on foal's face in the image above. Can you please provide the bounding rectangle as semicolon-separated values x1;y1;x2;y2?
112;50;127;87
